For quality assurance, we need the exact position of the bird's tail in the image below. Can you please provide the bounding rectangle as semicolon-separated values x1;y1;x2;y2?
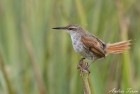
105;40;131;54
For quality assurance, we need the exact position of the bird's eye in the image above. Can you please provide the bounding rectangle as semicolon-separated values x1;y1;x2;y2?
68;28;73;30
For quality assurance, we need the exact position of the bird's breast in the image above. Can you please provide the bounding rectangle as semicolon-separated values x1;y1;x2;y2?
70;34;84;52
70;33;95;60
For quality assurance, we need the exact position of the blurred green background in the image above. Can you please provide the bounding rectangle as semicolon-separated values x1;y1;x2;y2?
0;0;140;94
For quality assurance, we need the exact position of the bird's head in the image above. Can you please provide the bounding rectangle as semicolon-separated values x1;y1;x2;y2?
52;24;84;34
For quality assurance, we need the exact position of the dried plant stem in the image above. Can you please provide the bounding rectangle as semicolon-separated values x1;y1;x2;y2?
80;71;91;94
22;25;46;94
77;58;91;94
115;0;132;88
0;54;15;94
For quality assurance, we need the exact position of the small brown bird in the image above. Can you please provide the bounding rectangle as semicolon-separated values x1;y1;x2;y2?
53;24;130;63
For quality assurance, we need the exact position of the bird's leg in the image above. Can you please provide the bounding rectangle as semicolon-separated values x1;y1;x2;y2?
77;58;90;74
86;57;98;68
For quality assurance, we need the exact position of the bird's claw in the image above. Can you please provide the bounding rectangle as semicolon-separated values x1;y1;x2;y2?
77;58;90;74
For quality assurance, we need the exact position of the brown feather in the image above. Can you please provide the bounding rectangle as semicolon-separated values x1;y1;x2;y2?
105;40;131;54
81;35;105;58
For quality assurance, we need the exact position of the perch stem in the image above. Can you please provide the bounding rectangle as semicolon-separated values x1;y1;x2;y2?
77;58;91;94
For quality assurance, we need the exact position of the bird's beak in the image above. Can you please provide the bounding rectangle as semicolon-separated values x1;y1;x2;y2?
52;26;66;30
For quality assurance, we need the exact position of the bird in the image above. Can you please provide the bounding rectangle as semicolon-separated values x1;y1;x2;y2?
52;24;131;71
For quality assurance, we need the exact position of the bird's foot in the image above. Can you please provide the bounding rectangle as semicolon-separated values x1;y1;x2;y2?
77;58;90;74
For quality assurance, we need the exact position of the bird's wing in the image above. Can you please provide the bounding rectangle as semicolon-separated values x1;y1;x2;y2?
81;35;106;58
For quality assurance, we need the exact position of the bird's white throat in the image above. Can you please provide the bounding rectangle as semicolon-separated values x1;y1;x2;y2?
69;32;83;52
